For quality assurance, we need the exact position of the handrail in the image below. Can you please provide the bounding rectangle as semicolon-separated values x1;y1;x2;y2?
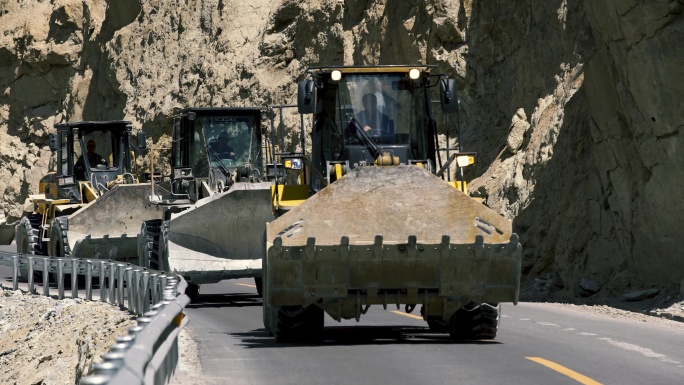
0;251;189;385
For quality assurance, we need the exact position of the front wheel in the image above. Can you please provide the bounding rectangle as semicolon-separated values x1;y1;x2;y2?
16;214;45;281
139;219;163;270
449;303;500;340
271;305;324;343
186;283;200;303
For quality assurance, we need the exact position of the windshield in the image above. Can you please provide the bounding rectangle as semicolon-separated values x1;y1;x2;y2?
315;73;431;166
74;129;125;179
199;115;262;170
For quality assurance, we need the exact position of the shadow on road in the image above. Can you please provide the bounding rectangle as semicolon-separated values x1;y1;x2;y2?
186;292;262;309
230;326;501;348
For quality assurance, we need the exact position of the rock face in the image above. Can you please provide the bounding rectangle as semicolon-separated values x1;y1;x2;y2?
0;1;682;295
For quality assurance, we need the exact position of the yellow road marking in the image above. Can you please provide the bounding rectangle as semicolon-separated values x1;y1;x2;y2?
527;357;603;385
390;310;423;320
235;283;256;288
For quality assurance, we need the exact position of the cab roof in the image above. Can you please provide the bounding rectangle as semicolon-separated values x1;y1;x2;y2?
178;107;264;115
54;120;132;128
54;121;133;133
308;65;437;75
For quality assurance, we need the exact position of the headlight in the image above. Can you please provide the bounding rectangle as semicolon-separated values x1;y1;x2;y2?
331;70;342;81
409;68;420;80
456;155;474;168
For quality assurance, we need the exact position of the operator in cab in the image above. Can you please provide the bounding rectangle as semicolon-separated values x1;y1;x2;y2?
355;93;391;134
75;139;104;179
210;131;236;159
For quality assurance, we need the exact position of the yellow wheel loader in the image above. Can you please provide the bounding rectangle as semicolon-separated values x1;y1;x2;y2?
138;108;274;302
15;120;162;280
263;65;522;342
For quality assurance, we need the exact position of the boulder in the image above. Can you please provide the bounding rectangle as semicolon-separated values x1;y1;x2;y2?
620;289;660;302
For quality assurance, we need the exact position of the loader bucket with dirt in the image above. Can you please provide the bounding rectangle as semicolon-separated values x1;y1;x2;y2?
264;166;522;340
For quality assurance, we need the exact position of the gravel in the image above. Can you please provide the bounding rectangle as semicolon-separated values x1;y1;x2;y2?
0;284;136;384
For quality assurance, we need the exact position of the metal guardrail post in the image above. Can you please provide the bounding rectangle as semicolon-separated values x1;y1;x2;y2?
42;258;50;296
71;259;79;299
141;271;150;314
108;261;116;305
100;260;107;302
86;260;93;301
27;256;34;294
126;267;135;315
150;273;159;304
57;258;65;299
11;255;18;291
117;263;126;308
160;275;168;301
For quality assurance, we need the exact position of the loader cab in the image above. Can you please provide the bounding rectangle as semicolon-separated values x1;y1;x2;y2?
305;66;440;181
171;108;265;199
50;121;138;198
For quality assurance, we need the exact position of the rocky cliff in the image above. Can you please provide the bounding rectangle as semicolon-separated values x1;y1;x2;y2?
1;0;682;297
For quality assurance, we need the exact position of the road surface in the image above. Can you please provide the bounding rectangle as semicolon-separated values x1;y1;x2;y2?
177;279;684;385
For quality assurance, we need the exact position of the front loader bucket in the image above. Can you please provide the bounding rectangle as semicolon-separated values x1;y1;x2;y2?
165;182;274;284
265;166;522;316
67;183;162;261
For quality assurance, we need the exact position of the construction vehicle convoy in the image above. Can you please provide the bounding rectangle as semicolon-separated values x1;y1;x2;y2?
138;108;273;301
262;65;522;342
13;120;160;278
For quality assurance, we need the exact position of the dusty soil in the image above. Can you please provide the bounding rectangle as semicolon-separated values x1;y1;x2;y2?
0;284;135;385
520;282;684;324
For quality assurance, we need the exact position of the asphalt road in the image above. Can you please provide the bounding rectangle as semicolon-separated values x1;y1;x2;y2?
180;279;684;385
3;244;682;385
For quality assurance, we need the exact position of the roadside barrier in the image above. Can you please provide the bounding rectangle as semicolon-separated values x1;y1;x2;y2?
0;251;189;385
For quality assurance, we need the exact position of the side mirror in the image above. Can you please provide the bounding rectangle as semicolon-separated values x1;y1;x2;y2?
137;131;147;150
297;80;315;114
440;78;459;114
49;134;60;152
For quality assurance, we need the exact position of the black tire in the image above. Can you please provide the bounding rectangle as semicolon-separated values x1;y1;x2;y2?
157;221;170;271
50;217;83;287
49;217;72;258
272;305;324;343
139;219;163;270
254;277;263;297
262;249;273;335
449;303;500;340
420;305;450;333
186;283;200;303
426;317;450;333
16;214;46;281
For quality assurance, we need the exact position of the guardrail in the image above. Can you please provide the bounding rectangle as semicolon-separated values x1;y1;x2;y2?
0;251;189;385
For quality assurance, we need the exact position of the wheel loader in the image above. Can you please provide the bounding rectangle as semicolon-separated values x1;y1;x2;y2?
263;65;522;342
15;120;161;278
137;108;274;301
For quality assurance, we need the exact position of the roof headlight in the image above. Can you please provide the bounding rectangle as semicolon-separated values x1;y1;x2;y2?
408;68;420;80
331;70;342;81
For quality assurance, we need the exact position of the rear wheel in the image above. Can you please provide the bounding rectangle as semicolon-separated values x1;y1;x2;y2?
449;303;500;340
15;214;45;281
